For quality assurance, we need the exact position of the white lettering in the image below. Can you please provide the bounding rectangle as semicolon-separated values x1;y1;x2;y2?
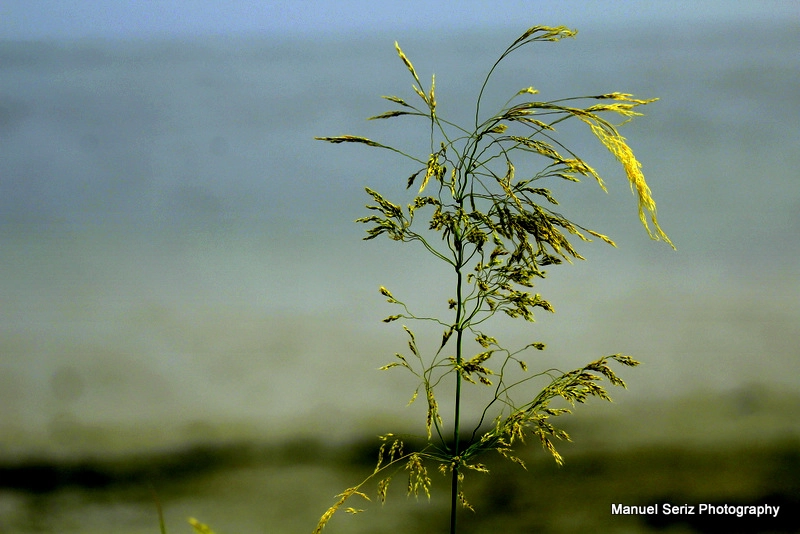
699;503;780;518
662;504;695;515
615;502;780;518
611;504;657;515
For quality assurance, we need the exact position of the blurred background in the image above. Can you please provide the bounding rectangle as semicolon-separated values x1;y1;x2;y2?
1;1;798;532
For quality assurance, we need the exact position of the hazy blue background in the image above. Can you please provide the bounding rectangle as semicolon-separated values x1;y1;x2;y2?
1;0;799;460
3;0;793;40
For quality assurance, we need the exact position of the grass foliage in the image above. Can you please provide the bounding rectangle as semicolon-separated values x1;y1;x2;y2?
313;24;672;534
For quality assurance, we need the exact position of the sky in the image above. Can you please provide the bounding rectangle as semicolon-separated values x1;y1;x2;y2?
1;0;797;41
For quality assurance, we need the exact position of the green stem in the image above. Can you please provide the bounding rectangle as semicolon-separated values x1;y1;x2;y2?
451;331;462;534
450;228;465;534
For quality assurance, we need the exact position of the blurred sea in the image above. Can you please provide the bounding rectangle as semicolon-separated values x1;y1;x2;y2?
1;17;799;533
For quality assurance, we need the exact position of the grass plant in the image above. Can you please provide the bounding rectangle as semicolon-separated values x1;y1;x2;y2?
312;24;673;534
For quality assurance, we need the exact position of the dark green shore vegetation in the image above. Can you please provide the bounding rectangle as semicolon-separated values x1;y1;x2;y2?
2;427;798;533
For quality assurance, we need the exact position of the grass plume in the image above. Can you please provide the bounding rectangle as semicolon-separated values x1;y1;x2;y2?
315;24;672;533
